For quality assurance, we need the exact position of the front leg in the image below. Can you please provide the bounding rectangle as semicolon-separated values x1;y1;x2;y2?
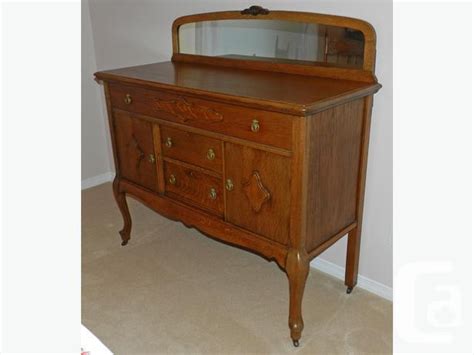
285;249;309;347
112;177;132;246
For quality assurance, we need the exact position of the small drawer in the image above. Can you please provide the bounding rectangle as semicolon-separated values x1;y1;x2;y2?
109;83;293;150
161;126;222;173
163;161;223;216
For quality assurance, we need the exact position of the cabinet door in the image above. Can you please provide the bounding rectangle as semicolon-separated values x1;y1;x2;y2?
224;143;291;245
114;111;158;191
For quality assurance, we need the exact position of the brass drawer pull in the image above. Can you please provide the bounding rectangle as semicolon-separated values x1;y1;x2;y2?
209;187;217;200
207;148;216;161
124;94;132;105
251;119;260;133
168;174;176;185
225;179;234;191
165;137;173;148
148;154;156;164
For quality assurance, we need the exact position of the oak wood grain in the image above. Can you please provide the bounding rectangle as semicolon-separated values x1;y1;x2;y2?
113;111;158;192
286;249;309;345
224;143;291;245
172;53;376;83
95;62;380;116
163;161;224;216
305;99;365;253
108;82;294;150
119;178;288;269
160;125;223;173
113;108;292;158
345;95;374;289
152;124;165;194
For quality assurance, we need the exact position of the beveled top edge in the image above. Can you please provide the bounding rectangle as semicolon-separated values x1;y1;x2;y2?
95;61;381;116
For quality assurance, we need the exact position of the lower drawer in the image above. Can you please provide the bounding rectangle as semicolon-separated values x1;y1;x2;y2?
163;161;224;216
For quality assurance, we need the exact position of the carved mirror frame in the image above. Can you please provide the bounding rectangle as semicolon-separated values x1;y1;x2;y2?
171;6;377;82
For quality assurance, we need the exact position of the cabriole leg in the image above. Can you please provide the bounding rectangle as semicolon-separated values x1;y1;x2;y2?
345;228;361;293
286;249;309;347
112;177;131;246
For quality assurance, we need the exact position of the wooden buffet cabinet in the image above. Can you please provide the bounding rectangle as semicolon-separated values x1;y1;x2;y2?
95;7;381;347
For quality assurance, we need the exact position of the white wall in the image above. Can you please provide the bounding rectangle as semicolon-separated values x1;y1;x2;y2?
84;0;392;296
81;0;113;187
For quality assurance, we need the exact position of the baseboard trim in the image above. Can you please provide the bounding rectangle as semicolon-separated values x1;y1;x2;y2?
310;258;393;301
82;172;114;190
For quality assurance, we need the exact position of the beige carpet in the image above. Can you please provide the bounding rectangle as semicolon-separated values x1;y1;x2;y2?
82;183;392;354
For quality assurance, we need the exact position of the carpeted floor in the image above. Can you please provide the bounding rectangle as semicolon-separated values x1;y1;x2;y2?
82;183;392;354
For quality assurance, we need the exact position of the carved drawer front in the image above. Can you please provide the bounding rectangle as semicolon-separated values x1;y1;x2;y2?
109;83;293;150
163;161;224;216
113;111;158;191
224;143;291;245
161;126;222;173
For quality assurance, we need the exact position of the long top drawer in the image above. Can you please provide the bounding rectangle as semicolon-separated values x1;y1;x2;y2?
109;83;293;150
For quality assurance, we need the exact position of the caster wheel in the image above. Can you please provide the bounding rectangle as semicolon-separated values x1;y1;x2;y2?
121;240;129;246
346;287;353;294
293;339;300;347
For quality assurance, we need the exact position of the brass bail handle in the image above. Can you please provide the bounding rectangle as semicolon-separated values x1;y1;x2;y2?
124;94;132;105
251;119;260;133
148;154;156;164
209;187;217;200
169;174;176;185
225;179;234;191
207;148;216;160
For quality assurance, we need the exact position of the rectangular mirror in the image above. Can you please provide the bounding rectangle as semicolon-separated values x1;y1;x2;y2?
178;20;365;68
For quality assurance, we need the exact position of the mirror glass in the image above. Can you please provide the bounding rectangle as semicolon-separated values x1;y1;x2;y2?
179;20;365;68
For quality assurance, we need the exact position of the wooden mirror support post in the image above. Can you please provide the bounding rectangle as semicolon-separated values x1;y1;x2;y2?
94;6;381;347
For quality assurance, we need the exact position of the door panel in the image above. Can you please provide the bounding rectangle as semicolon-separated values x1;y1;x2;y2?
224;143;290;245
114;111;158;191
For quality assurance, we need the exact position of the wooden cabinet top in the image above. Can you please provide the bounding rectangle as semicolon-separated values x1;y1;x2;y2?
95;61;380;115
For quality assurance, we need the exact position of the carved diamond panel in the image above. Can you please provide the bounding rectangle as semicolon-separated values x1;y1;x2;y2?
243;171;271;213
128;134;145;170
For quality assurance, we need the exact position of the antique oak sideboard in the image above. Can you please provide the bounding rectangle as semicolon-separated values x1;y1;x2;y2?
94;7;381;347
